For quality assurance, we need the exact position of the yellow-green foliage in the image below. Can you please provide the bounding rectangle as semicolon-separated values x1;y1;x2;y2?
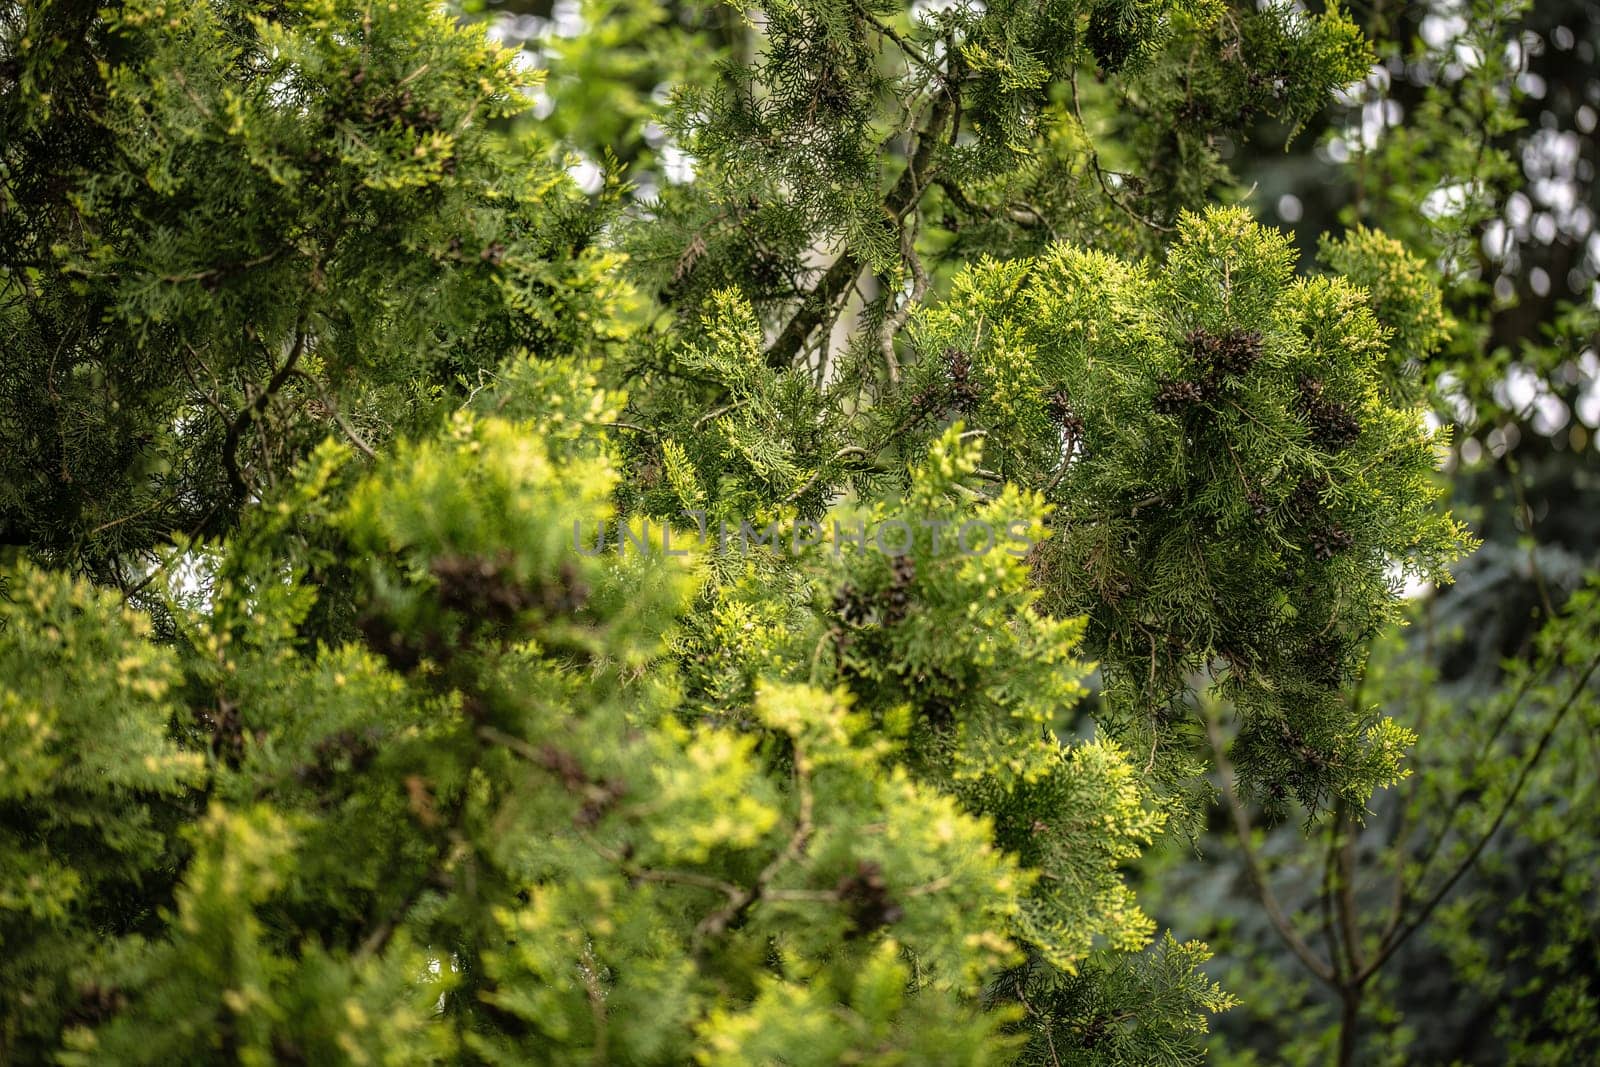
0;566;203;1059
5;393;1053;1062
1317;226;1457;398
1;0;633;577
0;0;1492;1062
897;208;1474;817
809;430;1167;972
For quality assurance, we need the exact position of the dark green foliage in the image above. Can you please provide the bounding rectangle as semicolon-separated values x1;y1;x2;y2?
1086;0;1173;75
1132;3;1600;1058
0;0;628;580
992;935;1232;1065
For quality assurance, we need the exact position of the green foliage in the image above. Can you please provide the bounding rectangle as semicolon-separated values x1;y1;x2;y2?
0;565;202;1059
1145;575;1600;1065
526;0;716;176
1125;0;1600;1058
7;0;1575;1062
994;934;1236;1065
807;428;1162;971
59;805;452;1067
1082;0;1370;234
626;0;1373;340
891;207;1472;817
619;289;853;524
3;388;1044;1062
1316;226;1456;401
1393;582;1600;1064
0;0;632;578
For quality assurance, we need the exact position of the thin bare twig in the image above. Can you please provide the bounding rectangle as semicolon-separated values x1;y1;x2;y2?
782;445;870;505
1356;648;1600;984
879;214;928;386
287;368;378;460
766;71;959;369
1067;68;1173;234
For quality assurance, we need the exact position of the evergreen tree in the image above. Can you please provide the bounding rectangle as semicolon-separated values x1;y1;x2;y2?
4;0;1585;1064
1136;1;1600;1061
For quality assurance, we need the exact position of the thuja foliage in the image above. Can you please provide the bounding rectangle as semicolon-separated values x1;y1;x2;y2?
0;382;1225;1062
890;209;1471;819
1130;1;1600;1061
0;0;1489;1063
0;0;629;580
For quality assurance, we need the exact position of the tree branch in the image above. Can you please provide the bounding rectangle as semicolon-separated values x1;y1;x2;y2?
1355;648;1600;984
1204;706;1337;986
287;367;378;460
879;213;928;385
223;309;309;499
1067;67;1172;235
694;740;815;946
765;76;958;370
